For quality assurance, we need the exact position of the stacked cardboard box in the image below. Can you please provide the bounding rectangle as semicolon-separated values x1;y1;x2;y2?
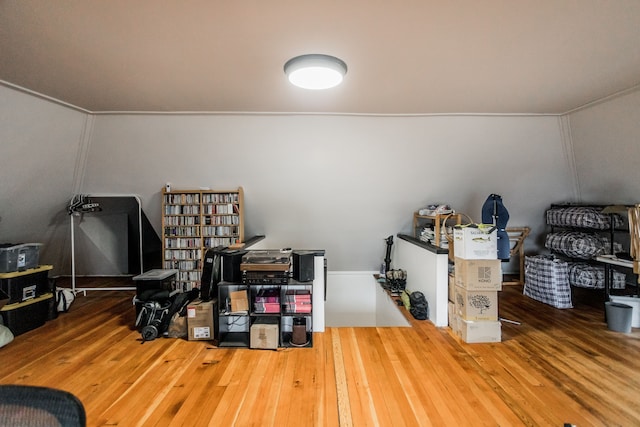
451;225;502;343
187;299;215;341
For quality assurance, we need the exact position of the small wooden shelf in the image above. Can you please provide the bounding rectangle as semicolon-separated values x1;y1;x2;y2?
413;212;462;247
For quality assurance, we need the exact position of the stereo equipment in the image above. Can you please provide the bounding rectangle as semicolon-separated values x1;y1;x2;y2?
293;251;315;282
242;271;289;285
241;250;291;272
222;250;247;282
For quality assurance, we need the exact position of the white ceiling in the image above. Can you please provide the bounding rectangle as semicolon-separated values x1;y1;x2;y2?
1;1;639;114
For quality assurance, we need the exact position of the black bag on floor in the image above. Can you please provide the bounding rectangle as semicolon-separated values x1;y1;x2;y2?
135;288;199;342
409;291;429;320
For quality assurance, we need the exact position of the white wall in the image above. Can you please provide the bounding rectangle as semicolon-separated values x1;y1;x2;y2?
1;85;589;274
0;86;89;274
568;89;640;203
78;113;574;272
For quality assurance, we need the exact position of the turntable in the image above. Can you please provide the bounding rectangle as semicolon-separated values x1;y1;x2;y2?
240;249;291;272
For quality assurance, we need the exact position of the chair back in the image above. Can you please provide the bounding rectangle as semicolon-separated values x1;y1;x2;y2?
0;385;86;427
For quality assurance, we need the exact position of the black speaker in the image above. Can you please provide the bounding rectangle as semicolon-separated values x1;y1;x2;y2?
201;247;224;301
222;250;247;283
293;251;315;282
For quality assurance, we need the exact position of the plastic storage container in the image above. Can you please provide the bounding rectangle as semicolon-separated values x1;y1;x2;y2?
0;289;9;309
0;243;42;273
0;265;52;304
605;301;633;333
0;292;52;336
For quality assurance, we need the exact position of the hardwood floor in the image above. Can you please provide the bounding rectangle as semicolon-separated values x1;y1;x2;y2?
1;277;639;426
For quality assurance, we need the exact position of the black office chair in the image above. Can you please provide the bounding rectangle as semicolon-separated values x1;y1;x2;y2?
0;384;86;427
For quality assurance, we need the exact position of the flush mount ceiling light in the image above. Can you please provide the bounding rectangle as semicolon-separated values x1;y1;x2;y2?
284;54;347;90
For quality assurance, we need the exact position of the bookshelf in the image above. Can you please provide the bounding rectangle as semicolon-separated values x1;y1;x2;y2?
162;187;244;291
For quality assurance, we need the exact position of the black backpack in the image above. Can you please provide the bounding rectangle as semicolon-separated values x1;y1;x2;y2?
409;291;429;320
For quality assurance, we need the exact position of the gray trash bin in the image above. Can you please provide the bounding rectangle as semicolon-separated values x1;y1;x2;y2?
605;301;633;333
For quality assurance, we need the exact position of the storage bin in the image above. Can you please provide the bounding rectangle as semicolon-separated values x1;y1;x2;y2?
0;289;9;310
0;292;52;336
0;265;52;304
523;255;573;309
605;302;633;333
609;295;640;327
0;243;42;273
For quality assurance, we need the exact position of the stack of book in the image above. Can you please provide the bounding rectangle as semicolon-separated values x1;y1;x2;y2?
283;289;311;313
253;288;280;313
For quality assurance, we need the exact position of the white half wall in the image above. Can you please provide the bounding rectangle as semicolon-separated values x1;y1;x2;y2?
394;237;449;327
325;271;409;327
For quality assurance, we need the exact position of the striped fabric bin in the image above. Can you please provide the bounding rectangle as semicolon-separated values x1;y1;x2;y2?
523;255;573;309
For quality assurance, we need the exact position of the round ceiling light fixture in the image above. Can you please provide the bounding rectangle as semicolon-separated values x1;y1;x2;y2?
284;54;347;90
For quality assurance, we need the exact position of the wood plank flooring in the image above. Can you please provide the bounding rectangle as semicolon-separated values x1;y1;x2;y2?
1;277;639;426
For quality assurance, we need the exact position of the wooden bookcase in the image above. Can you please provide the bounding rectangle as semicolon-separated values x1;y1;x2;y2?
161;187;244;291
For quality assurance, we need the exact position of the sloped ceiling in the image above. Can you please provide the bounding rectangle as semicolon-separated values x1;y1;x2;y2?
1;0;639;114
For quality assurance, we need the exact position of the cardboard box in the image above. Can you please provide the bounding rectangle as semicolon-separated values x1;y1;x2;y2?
250;317;279;349
230;290;249;313
187;299;215;341
453;225;497;260
458;318;501;343
448;274;455;302
454;258;503;291
448;301;456;331
454;286;498;321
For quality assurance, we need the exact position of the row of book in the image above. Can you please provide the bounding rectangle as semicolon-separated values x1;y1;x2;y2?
164;193;200;205
164;226;201;237
164;216;201;226
284;290;311;313
202;193;240;204
252;304;312;314
164;205;200;215
201;203;238;215
164;249;202;261
283;304;312;314
163;260;202;272
202;226;239;237
203;237;236;247
203;215;239;225
251;289;312;314
202;193;239;203
164;238;200;249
